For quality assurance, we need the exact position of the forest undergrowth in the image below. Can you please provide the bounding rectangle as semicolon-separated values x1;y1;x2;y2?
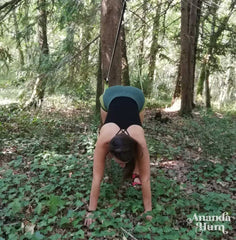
0;99;235;240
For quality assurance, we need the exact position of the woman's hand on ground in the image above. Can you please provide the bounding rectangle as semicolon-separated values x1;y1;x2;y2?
145;214;153;221
142;211;152;221
84;212;95;227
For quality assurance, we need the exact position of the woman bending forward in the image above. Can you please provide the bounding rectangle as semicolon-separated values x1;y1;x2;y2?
84;85;152;226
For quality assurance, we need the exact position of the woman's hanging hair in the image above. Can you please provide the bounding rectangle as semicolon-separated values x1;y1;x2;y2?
109;133;139;179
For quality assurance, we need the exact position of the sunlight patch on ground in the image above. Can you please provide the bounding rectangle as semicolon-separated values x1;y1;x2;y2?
43;94;75;109
0;99;19;105
164;98;181;112
151;160;185;169
41;94;94;118
0;88;20;105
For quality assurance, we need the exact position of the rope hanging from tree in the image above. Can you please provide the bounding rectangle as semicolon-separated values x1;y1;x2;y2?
105;0;127;84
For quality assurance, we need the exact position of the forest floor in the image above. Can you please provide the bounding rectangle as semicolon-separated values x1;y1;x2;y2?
0;97;236;240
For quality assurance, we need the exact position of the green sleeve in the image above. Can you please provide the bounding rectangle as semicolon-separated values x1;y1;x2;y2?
99;94;107;111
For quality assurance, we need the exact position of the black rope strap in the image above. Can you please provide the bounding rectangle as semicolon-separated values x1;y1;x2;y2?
105;0;127;84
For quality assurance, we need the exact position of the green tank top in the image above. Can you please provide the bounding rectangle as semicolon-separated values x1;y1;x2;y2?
100;85;145;112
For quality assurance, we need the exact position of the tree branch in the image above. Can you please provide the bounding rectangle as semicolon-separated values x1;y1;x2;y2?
0;0;23;21
0;0;23;11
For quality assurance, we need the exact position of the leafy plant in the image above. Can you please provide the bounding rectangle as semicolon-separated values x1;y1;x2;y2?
0;103;235;239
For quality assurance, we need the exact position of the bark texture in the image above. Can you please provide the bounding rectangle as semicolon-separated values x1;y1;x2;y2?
101;0;122;86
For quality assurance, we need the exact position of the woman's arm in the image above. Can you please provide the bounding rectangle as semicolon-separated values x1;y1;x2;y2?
130;125;152;213
88;138;108;211
129;126;152;213
84;137;108;227
138;141;152;213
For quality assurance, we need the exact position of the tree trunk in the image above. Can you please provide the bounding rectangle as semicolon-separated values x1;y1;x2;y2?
138;0;147;77
188;0;198;107
66;24;76;87
203;4;217;109
13;9;24;67
147;2;161;96
197;0;234;108
38;0;49;58
101;0;122;87
180;0;192;115
205;69;211;108
23;0;31;65
192;0;202;102
173;1;202;108
121;24;130;86
197;60;206;96
24;0;49;109
96;42;103;114
80;24;92;85
225;56;235;101
197;56;211;108
205;67;211;108
173;63;181;101
180;0;198;116
219;56;235;106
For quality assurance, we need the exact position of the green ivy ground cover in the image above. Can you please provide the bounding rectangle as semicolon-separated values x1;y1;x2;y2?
0;104;235;239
